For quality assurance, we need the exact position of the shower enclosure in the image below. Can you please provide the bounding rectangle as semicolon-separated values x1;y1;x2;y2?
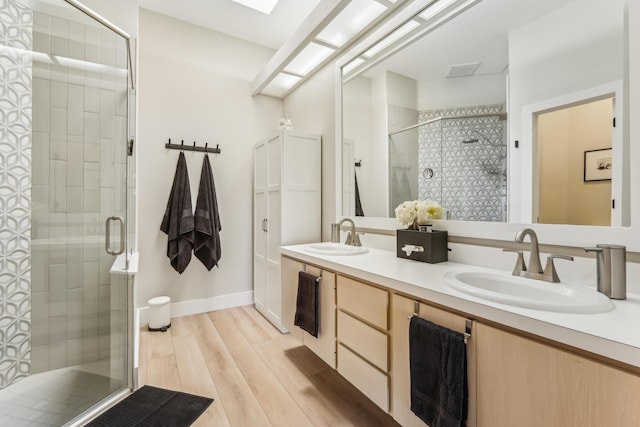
389;106;507;221
0;0;135;425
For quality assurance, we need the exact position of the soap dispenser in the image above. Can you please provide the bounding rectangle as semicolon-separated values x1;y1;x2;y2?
584;244;626;300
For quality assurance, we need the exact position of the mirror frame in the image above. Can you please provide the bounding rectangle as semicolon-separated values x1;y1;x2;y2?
334;0;640;250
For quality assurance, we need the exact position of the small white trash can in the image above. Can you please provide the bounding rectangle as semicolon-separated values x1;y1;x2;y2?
148;296;171;332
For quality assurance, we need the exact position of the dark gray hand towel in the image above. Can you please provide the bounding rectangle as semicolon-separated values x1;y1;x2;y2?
355;170;364;217
294;271;320;337
160;152;194;274
194;154;222;270
409;316;467;427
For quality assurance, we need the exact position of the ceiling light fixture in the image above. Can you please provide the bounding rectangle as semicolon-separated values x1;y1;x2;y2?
251;0;410;98
231;0;280;15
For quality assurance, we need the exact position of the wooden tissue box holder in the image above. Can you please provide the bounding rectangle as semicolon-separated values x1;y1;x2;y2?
396;229;448;264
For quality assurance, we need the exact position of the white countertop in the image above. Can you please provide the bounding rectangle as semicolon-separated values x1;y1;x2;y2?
281;244;640;369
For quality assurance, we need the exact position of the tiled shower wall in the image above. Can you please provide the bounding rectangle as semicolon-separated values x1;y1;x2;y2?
30;10;128;373
0;0;32;388
418;104;507;222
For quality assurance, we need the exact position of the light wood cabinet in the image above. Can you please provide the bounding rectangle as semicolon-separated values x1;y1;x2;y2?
281;255;640;426
336;275;390;412
253;131;321;331
390;294;477;427
281;256;336;368
475;323;640;427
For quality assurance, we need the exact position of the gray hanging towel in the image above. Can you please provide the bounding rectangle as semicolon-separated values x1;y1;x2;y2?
355;170;364;216
160;152;194;274
294;271;320;337
194;154;222;270
409;316;467;427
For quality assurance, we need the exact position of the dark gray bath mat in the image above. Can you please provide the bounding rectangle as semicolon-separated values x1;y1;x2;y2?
85;385;213;427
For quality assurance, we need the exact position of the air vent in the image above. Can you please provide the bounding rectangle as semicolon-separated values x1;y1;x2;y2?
446;62;480;78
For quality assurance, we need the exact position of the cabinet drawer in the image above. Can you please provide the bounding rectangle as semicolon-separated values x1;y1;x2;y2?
338;344;389;412
337;310;388;371
337;276;388;330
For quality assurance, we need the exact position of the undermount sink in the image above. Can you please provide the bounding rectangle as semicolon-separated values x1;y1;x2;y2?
304;242;369;256
443;271;614;314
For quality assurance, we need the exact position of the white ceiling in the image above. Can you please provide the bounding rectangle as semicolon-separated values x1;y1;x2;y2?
138;0;321;50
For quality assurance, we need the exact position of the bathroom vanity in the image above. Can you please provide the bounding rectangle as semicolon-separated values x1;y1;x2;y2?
280;245;640;427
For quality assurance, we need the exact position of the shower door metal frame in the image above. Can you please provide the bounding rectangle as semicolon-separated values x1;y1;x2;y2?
57;1;137;425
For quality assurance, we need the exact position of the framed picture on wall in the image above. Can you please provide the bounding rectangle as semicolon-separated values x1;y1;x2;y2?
584;148;612;182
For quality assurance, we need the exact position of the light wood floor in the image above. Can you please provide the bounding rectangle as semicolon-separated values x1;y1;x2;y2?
138;305;401;427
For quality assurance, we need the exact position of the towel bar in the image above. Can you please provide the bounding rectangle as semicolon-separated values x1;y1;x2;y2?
301;264;322;282
407;300;473;344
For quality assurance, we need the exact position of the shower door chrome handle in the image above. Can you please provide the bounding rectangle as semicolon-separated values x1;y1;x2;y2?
105;216;125;256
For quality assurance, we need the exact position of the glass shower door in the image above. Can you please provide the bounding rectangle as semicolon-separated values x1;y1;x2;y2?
0;0;133;425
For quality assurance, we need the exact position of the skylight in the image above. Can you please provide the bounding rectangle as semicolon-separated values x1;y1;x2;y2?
231;0;279;15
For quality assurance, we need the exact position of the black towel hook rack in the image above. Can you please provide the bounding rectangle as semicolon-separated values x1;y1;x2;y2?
166;138;221;154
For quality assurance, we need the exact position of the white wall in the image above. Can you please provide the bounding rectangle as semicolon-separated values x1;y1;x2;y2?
136;9;282;309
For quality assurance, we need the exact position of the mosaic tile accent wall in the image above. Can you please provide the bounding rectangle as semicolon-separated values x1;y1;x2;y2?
0;0;33;388
418;104;507;222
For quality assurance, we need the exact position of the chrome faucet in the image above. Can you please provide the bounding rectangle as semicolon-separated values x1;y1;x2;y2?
504;228;573;283
338;218;362;246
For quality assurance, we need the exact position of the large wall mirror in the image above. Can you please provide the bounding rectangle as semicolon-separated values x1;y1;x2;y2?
340;0;628;228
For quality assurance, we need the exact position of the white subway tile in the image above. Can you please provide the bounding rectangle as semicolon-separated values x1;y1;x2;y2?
51;16;68;38
100;187;114;218
84;86;99;113
100;139;115;188
84;162;99;189
49;265;67;317
83;212;100;237
84;69;100;88
51;35;68;57
99;90;115;139
115;116;127;158
83;189;99;213
31;346;50;374
66;246;83;289
49;340;67;370
32;210;50;241
49;214;67;264
84;143;99;163
68;84;84;135
32;132;50;185
68;22;84;61
50;80;67;108
33;78;50;132
33;11;50;31
67;187;83;215
33;31;50;54
68;66;84;86
50;107;67;137
67;135;83;186
116;91;127;117
31;246;50;293
67;340;83;365
50;64;68;83
67;288;84;340
31;291;50;322
83;272;99;313
99;252;112;286
50;160;67;213
33;61;50;80
84;243;99;263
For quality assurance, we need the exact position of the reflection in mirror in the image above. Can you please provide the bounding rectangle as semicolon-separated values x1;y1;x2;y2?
341;0;627;226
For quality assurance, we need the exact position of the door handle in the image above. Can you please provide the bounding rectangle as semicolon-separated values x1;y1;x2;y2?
262;218;268;232
105;216;125;255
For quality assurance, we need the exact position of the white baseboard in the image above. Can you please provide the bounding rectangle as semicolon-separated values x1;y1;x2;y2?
137;290;254;326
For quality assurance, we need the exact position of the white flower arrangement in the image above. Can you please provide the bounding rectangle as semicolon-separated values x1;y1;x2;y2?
395;199;444;230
